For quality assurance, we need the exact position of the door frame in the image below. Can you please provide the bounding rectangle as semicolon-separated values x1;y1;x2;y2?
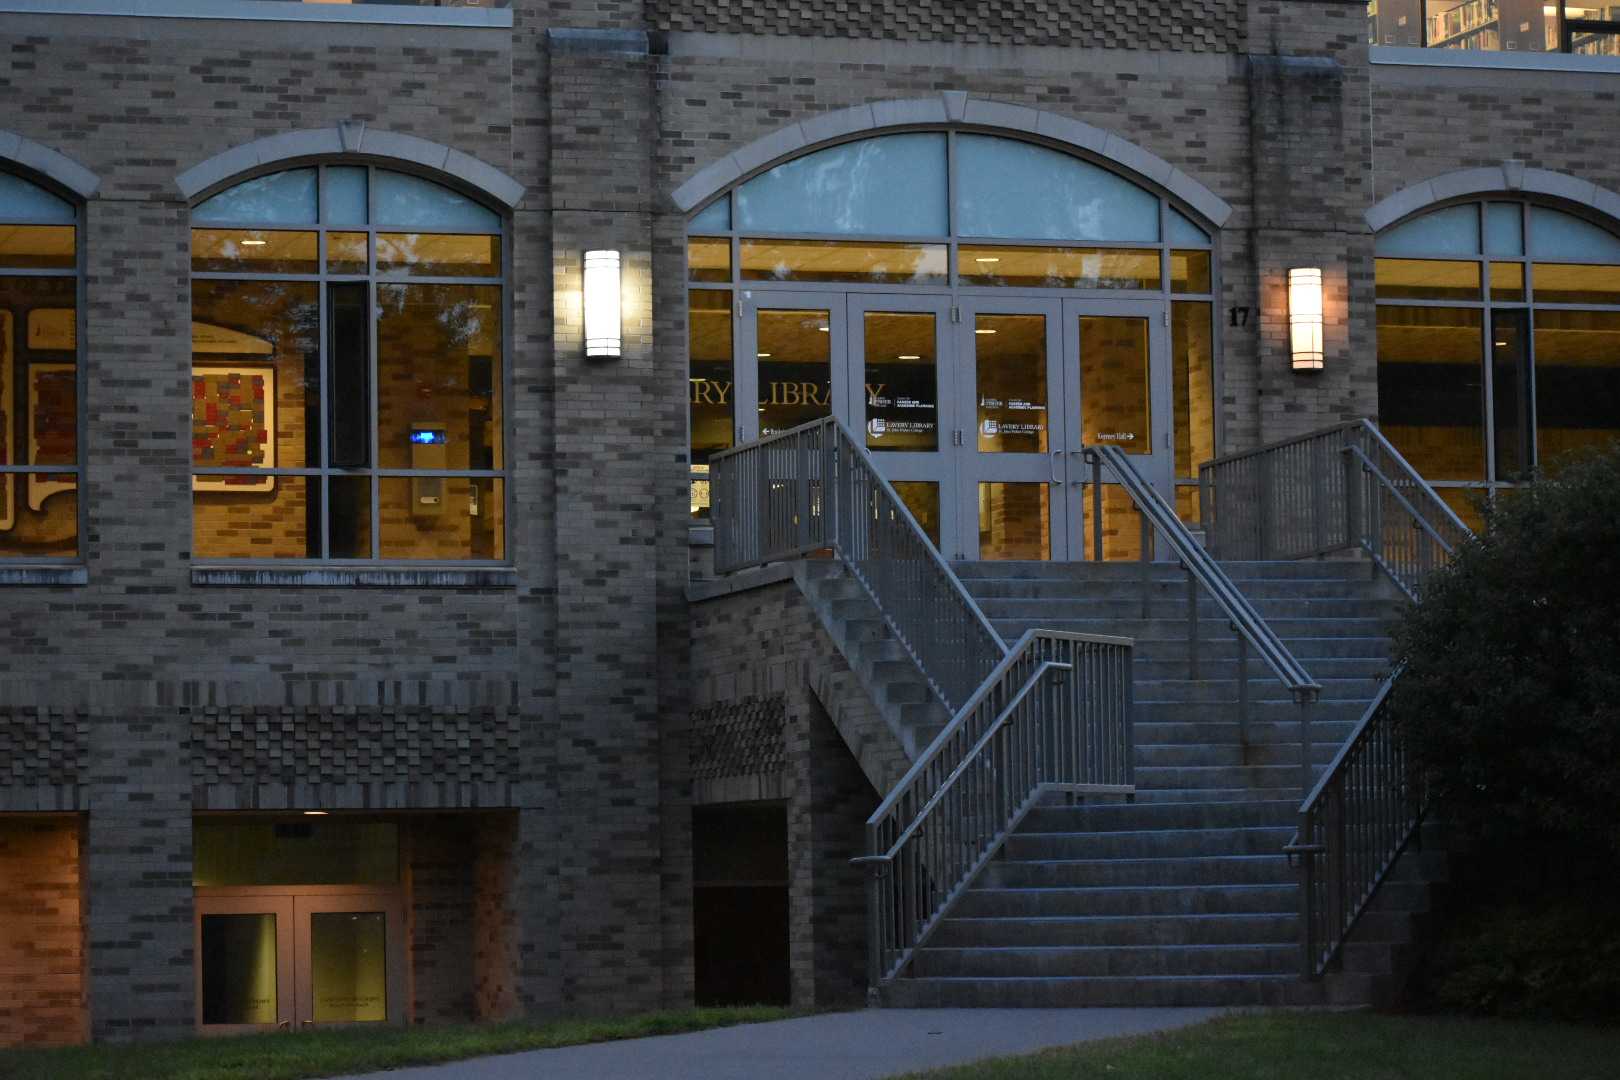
193;893;295;1035
736;289;850;445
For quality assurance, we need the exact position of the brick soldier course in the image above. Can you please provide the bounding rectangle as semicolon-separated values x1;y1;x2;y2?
0;0;1616;1046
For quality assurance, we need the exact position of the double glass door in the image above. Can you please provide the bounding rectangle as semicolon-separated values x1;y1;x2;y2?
737;289;1172;560
195;888;406;1034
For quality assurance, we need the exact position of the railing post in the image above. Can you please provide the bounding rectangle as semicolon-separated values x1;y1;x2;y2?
1199;467;1213;556
1299;809;1315;978
1329;787;1347;972
1341;444;1360;553
1090;452;1104;562
1186;566;1199;680
1297;693;1313;796
1311;441;1327;554
1139;510;1152;618
1236;631;1250;748
1257;452;1272;560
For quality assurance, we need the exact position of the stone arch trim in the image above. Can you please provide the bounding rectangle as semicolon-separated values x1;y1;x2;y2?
0;129;100;200
1366;163;1620;233
668;92;1233;229
174;121;525;210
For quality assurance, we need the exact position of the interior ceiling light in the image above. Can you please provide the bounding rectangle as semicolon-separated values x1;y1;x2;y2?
757;352;771;357
240;239;268;246
974;256;1001;263
303;810;329;816
897;354;921;360
974;328;997;335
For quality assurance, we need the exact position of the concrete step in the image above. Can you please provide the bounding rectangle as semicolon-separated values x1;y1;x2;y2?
1131;656;1390;681
1132;701;1368;726
1133;718;1359;744
1004;825;1295;860
929;912;1300;949
1019;800;1297;833
885;973;1331;1008
1133;764;1320;792
954;559;1380;583
988;616;1391;640
991;631;1391;662
974;597;1397;622
1129;676;1382;705
962;577;1390;602
954;882;1297;919
911;942;1297;979
982;854;1294;889
1134;743;1340;771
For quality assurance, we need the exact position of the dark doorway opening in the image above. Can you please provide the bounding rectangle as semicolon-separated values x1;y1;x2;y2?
692;803;790;1006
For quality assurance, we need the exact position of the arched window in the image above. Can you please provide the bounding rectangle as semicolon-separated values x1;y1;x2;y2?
0;171;80;561
1375;199;1620;526
189;165;506;562
686;132;1216;561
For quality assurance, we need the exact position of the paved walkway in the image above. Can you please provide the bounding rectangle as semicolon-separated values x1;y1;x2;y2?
332;1007;1225;1080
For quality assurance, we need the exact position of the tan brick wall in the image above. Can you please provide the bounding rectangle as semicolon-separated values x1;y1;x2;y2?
0;816;86;1047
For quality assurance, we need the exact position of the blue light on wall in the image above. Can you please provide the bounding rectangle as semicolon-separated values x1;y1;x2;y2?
409;430;447;446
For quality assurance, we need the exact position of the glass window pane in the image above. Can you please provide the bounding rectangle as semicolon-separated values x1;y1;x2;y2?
688;237;731;283
192;280;319;470
193;821;399;886
689;289;733;467
1172;302;1215;479
194;168;318;226
1529;206;1620;261
372;170;499;232
327;232;368;275
735;133;947;237
376;233;500;277
1375;204;1479;258
691;466;710;521
379;476;504;560
740;239;946;284
1167;207;1209;247
1079;316;1152;454
1490;261;1525;302
1484;203;1523;256
329;476;372;559
1376;305;1485;481
2;279;77;486
0;173;75;224
1424;0;1554;51
891;481;940;549
324;166;368;226
328;283;369;469
1567;27;1620;56
978;482;1050;560
975;314;1048;453
193;476;320;559
376;283;501;471
1171;250;1211;294
191;229;318;275
1530;263;1620;304
863;311;938;452
311;912;388;1023
200;914;278;1026
1375;258;1481;300
957;133;1158;242
0;484;77;558
756;308;831;436
958;245;1158;290
1534;308;1620;464
690;196;730;233
1491;310;1531;480
0;225;75;270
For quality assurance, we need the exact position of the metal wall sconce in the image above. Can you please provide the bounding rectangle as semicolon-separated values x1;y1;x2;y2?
1288;267;1324;371
583;249;622;359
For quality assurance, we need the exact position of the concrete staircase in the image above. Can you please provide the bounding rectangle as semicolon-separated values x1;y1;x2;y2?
873;557;1445;1007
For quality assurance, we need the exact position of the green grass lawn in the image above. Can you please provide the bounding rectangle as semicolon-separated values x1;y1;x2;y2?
896;1011;1620;1080
0;1005;795;1080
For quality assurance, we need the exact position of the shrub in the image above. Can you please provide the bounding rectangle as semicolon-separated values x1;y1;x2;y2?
1389;445;1620;876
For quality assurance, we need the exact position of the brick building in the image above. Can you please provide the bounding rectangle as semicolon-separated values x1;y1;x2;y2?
1;0;1617;1046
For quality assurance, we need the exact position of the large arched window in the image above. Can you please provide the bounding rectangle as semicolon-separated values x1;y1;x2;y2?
1375;199;1620;526
685;131;1217;560
189;165;506;562
0;171;80;561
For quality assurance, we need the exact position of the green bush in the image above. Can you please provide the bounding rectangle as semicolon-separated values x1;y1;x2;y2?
1389;445;1620;873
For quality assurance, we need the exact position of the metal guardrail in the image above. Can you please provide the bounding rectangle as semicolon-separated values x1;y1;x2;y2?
1084;444;1321;793
1198;418;1471;600
1203;419;1476;977
855;629;1134;991
711;416;1006;712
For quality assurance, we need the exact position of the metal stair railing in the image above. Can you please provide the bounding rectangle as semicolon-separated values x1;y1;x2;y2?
1199;419;1476;977
1083;444;1322;793
711;416;1006;712
853;629;1134;994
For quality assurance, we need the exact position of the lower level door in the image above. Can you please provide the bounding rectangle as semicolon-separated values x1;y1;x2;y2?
196;895;295;1033
294;892;407;1030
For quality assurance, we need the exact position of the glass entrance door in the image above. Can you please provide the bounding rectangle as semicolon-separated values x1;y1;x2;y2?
196;889;406;1033
847;294;953;551
737;291;850;443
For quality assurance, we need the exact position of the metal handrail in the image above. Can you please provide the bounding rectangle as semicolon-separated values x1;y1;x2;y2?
1202;419;1477;978
858;629;1135;991
1084;444;1321;793
710;416;1007;711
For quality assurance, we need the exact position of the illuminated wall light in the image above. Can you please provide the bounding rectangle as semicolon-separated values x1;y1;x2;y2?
1288;267;1324;371
583;249;622;359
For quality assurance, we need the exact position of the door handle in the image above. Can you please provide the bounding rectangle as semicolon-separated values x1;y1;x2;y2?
278;1019;291;1032
1069;449;1086;484
1050;451;1062;485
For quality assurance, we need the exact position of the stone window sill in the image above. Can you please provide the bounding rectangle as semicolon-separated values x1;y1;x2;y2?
0;565;88;586
0;0;512;28
192;565;517;588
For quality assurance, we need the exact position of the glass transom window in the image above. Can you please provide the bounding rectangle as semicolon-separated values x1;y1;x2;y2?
1375;199;1620;529
190;166;506;562
0;171;80;561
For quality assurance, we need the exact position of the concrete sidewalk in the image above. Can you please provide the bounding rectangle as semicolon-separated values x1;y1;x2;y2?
330;1007;1225;1080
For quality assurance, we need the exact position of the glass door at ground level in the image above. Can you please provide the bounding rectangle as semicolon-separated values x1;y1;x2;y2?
196;890;406;1033
846;294;954;551
736;291;852;444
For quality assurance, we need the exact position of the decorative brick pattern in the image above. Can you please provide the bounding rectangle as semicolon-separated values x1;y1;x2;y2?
690;695;786;783
0;709;88;792
651;0;1245;53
